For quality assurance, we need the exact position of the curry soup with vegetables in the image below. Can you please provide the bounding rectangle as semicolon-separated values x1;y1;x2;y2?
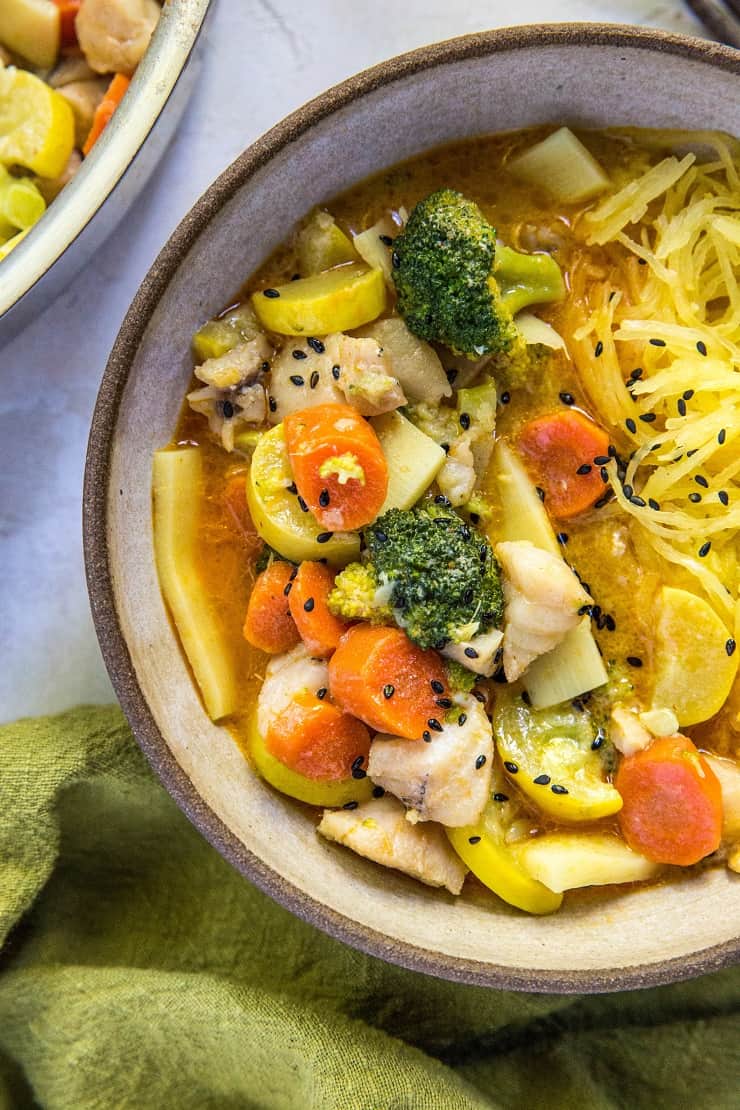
153;126;740;914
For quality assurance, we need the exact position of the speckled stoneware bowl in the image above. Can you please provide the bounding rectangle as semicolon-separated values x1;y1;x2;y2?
84;24;740;993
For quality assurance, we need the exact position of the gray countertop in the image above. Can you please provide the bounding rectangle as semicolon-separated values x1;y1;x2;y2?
0;0;708;722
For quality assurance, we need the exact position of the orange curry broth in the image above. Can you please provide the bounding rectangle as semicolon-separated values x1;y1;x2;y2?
171;126;730;785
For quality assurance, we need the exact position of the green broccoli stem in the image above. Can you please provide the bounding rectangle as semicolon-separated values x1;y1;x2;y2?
493;245;566;316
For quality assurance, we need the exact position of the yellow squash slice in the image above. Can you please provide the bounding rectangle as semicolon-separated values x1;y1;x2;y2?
251;263;385;336
0;66;74;178
652;586;738;726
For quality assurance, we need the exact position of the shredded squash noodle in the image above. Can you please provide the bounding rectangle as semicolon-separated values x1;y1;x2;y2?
564;131;740;626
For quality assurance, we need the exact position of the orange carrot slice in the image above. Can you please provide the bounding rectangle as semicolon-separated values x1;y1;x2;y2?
82;73;130;156
288;561;350;657
517;409;611;519
265;690;371;781
615;734;723;866
283;403;388;532
243;562;300;654
328;624;448;740
53;0;81;46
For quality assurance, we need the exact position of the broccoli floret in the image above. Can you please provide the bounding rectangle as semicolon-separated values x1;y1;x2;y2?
444;659;478;693
327;563;394;623
392;188;564;359
363;504;503;650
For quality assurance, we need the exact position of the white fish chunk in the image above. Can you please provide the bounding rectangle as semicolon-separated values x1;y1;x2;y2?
334;334;406;416
195;335;273;391
76;0;159;76
367;698;493;827
610;706;652;757
257;644;329;738
318;795;467;894
495;540;592;682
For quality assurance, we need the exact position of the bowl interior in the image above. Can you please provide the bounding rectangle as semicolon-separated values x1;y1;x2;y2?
87;26;740;992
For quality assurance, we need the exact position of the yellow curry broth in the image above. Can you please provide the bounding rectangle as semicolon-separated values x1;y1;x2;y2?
173;127;733;768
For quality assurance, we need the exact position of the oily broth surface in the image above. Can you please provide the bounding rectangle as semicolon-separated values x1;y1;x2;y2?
175;127;659;750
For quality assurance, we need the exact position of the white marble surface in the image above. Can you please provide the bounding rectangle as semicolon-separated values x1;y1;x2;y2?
0;0;708;722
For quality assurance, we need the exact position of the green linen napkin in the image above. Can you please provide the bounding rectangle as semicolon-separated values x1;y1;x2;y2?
1;707;738;1109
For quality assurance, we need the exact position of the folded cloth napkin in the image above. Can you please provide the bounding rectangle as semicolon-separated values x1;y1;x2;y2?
0;707;738;1109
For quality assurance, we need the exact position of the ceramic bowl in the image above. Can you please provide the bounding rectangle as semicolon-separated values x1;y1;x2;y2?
84;24;740;993
0;0;212;346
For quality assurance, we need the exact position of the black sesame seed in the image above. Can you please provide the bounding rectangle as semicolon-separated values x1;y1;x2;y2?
533;774;551;786
627;655;643;667
605;614;616;632
379;233;393;246
623;484;633;499
630;368;644;381
316;532;332;544
331;365;341;380
695;475;709;489
500;391;511;405
436;697;453;709
592;729;605;750
391;250;400;269
504;761;518;774
683;389;694;401
268;396;277;413
600;467;609;483
726;638;736;657
689;492;702;503
687;448;699;457
310;370;320;389
472;689;486;703
459;412;471;430
697;340;707;356
374;530;388;544
464;647;479;659
372;785;386;798
431;679;445;694
343;800;358;810
319;489;330;507
458;713;468;727
428;718;443;732
576;464;592;476
383;684;395;699
468;836;481;845
649;337;666;347
307;337;325;354
638;257;647;265
594;340;604;358
557;532;569;545
648;498;660;510
536;487;546;502
718;429;727;446
474;755;487;771
593;455;610;466
578;604;593;616
351;768;366;780
639;412;657;423
551;784;569;795
698;541;711;558
625;418;637;434
677;398;687;417
289;374;305;386
263;288;280;298
317;687;327;699
719;490;729;506
630;495;646;507
303;597;315;613
559;392;575;406
297;495;308;512
493;792;509;803
292;349;308;361
352;755;364;768
222;400;235;419
422;731;432;742
594;494;612;509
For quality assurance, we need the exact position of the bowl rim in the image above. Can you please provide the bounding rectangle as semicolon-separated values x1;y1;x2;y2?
84;22;740;994
0;0;212;323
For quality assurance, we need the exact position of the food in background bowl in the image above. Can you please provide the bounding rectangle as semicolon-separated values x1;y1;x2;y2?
151;123;740;916
0;0;161;259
